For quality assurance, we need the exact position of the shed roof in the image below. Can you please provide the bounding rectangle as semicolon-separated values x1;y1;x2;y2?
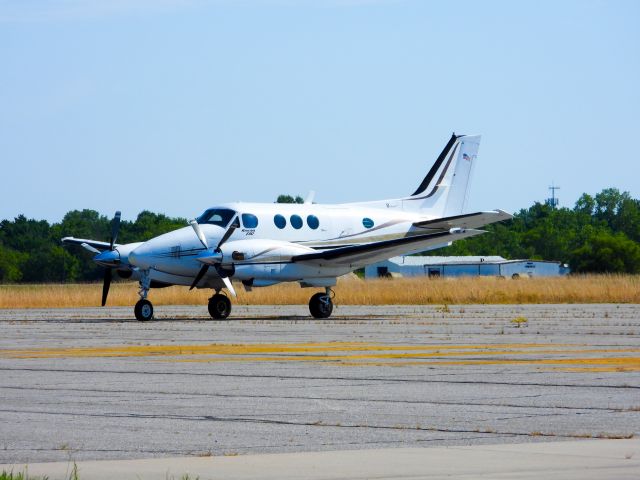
388;256;506;266
382;256;563;267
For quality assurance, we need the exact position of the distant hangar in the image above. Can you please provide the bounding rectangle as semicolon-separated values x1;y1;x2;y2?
365;256;570;279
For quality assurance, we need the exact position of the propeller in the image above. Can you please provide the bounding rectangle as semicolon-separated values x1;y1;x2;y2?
96;211;121;306
102;267;112;307
189;219;237;296
110;211;121;249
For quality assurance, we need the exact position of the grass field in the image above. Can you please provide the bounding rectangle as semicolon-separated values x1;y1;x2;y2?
0;275;639;308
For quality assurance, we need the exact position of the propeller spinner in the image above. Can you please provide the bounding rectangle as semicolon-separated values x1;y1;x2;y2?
189;219;237;296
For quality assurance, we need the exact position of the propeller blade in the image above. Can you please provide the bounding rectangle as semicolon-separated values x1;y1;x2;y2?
190;264;210;290
81;242;101;255
110;211;121;250
190;220;209;250
221;275;237;297
217;224;237;250
101;268;112;306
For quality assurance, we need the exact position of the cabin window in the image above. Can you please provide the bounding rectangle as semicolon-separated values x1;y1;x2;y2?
307;215;319;230
290;214;303;229
274;214;286;229
197;208;237;227
362;217;374;228
242;213;259;228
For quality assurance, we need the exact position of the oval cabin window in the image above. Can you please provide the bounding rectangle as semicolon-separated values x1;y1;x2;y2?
274;214;286;229
307;215;319;230
290;215;303;229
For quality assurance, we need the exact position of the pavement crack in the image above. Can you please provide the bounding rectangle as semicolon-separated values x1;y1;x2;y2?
0;367;637;389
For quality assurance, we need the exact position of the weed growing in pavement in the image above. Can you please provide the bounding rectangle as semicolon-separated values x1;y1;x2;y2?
511;316;528;328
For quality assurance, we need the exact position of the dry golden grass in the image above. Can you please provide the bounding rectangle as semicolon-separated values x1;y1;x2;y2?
0;274;639;308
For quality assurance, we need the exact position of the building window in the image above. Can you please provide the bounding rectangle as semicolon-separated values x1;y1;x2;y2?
362;217;374;228
274;214;286;229
307;215;319;230
290;214;303;229
242;213;259;228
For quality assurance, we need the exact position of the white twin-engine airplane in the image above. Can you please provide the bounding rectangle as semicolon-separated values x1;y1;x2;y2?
62;133;511;321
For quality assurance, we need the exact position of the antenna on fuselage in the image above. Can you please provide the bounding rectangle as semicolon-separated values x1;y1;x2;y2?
304;190;316;204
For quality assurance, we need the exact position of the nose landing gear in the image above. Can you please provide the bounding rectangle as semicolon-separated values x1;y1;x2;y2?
134;299;153;321
309;287;334;319
134;270;154;321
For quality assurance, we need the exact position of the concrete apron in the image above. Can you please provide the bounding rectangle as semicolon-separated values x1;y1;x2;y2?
2;439;639;480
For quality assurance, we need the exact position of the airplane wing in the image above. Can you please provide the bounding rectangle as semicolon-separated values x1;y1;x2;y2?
61;236;114;252
291;228;485;267
412;209;512;231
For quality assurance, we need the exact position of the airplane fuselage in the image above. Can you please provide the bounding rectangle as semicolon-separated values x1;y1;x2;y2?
125;202;440;289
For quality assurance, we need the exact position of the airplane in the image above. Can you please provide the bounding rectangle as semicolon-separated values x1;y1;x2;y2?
62;133;512;321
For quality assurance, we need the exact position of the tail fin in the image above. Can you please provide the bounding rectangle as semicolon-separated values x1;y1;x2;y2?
402;133;480;216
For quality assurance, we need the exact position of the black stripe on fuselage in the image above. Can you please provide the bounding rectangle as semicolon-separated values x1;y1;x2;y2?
291;230;451;262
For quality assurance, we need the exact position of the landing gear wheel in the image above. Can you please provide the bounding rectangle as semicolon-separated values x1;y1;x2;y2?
309;292;333;319
134;299;154;321
208;294;232;320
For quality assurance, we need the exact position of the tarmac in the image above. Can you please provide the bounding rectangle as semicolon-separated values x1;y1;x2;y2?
0;304;639;478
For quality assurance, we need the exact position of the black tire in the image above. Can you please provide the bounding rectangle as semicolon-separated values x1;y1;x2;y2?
309;292;333;319
134;299;154;321
208;294;232;320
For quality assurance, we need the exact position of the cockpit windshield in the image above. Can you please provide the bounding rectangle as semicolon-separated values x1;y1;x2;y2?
197;208;237;227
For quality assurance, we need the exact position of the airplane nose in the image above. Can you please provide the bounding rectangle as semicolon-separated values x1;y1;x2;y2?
129;245;152;269
94;249;120;267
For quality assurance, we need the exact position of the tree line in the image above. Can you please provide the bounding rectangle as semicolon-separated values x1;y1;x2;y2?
430;188;640;273
0;210;187;282
0;188;639;283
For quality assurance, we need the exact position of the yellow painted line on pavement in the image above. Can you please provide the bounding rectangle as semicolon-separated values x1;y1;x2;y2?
1;341;638;372
0;342;579;359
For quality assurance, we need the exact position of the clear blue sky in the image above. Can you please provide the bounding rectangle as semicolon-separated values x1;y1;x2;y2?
1;0;638;222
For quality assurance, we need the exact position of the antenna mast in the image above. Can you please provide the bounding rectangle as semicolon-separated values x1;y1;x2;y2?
546;182;560;208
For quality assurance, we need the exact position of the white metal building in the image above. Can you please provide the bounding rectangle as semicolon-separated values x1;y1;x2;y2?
364;256;570;279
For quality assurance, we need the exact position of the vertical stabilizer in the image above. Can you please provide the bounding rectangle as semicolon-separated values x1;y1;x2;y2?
402;134;480;216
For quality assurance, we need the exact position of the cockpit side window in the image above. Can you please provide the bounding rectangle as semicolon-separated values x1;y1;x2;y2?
241;213;259;228
197;208;237;227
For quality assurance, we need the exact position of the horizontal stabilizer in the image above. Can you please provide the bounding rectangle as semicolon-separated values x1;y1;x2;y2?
413;209;512;231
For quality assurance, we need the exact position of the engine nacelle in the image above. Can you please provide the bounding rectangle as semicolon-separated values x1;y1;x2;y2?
218;239;315;281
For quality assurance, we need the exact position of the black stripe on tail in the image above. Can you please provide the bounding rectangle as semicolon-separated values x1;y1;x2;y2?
411;133;461;196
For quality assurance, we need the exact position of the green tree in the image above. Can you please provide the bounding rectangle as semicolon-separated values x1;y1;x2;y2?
120;211;188;243
570;229;640;273
276;194;304;204
0;245;25;282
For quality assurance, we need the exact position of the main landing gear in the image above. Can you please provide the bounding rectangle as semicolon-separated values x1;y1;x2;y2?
309;288;334;319
208;292;232;320
204;287;335;320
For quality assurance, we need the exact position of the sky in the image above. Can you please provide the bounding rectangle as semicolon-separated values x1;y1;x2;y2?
1;0;639;223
